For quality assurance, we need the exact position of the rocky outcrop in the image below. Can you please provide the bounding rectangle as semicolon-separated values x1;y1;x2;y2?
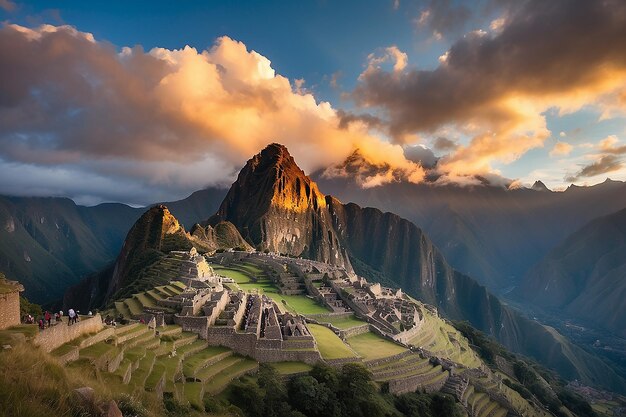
208;143;352;270
190;221;252;252
64;205;248;310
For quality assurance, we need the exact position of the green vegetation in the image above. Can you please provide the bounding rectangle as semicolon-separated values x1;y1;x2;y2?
307;324;356;359
317;314;366;329
270;361;313;375
223;362;460;417
347;332;406;360
213;263;329;314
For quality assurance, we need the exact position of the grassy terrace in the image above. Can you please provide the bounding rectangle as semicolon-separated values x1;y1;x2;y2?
270;361;313;375
307;324;357;360
317;314;366;329
347;332;406;360
212;263;330;315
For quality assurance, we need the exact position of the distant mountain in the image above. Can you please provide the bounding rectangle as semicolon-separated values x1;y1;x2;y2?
516;207;626;337
196;143;626;393
0;196;140;302
313;171;626;291
0;188;228;303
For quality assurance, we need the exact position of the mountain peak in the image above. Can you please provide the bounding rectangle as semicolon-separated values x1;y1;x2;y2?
208;143;350;268
531;180;551;192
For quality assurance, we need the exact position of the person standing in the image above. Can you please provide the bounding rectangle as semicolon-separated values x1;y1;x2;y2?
68;308;76;326
44;311;51;327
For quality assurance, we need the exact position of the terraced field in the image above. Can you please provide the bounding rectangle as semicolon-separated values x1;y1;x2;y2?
110;282;185;319
50;321;259;405
307;324;357;360
408;311;481;368
347;332;407;360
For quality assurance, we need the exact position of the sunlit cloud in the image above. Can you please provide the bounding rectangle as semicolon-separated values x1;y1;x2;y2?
0;23;426;204
348;0;626;184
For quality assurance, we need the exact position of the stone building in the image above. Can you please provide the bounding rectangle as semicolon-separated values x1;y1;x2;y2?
0;276;24;330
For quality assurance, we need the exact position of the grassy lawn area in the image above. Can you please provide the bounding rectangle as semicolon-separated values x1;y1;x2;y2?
347;332;406;360
271;361;313;375
308;324;356;360
318;314;366;329
265;293;330;315
212;267;253;284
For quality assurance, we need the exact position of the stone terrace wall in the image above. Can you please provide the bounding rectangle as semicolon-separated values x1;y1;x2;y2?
0;291;20;330
175;315;209;339
33;314;103;352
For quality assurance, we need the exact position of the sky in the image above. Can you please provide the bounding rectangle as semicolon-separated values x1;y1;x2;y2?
1;0;626;206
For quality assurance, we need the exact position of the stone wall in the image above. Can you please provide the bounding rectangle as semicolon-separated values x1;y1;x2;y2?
387;369;449;394
175;315;209;339
0;291;20;330
33;314;103;353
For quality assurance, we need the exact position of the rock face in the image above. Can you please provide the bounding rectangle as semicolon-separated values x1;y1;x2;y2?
209;143;352;270
516;207;626;337
106;205;192;299
189;221;253;252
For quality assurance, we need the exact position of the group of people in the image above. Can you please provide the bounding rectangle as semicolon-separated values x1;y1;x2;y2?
24;308;91;329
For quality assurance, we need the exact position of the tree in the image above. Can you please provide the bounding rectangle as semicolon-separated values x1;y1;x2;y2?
287;375;337;417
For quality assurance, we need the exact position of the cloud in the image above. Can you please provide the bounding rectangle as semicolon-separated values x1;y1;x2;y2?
0;0;16;12
433;137;458;151
0;23;427;204
351;0;626;181
565;135;626;182
415;0;472;39
550;142;573;157
565;155;623;182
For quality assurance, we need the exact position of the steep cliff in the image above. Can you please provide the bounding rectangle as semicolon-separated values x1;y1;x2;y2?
209;143;352;270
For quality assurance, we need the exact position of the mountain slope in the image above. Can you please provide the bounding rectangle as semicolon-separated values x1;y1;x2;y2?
0;196;140;302
208;143;352;270
0;187;229;303
198;143;626;393
314;170;626;291
63;205;248;310
516;207;626;336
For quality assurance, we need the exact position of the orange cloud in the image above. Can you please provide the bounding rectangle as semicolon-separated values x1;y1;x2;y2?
350;0;626;183
550;142;573;157
0;24;426;203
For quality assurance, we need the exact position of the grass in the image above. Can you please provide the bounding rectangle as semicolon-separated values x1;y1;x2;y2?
0;341;165;417
265;292;330;315
307;324;356;360
212;267;253;284
270;362;313;375
317;314;366;329
0;324;39;346
347;332;406;360
214;264;330;315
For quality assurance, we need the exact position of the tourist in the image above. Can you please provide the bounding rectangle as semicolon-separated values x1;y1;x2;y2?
68;308;76;326
55;312;61;324
44;310;51;327
38;318;45;330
